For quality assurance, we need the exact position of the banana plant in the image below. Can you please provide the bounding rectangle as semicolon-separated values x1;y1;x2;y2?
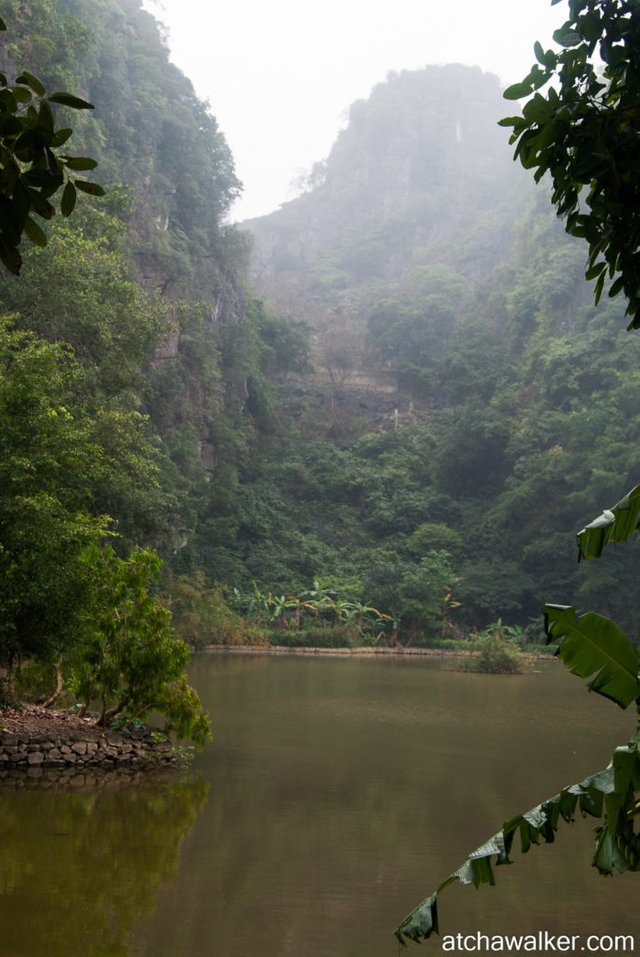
335;599;392;633
395;485;640;946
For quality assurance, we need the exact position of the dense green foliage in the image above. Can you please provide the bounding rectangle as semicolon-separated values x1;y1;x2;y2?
168;572;266;649
0;0;240;275
229;580;391;648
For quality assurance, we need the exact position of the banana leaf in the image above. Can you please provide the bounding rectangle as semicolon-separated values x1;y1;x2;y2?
577;485;640;560
395;753;640;947
544;604;639;708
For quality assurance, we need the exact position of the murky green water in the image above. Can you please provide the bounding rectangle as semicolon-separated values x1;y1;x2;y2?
1;654;637;956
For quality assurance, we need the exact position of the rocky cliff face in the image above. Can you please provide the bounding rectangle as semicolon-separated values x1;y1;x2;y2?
244;65;534;416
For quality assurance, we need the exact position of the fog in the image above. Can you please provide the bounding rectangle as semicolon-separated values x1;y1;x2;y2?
145;0;563;220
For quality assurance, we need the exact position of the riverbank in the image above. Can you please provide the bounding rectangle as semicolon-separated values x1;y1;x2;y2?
0;704;180;773
200;644;552;659
201;644;469;657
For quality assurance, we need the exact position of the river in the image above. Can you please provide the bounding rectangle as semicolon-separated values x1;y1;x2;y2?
0;653;637;956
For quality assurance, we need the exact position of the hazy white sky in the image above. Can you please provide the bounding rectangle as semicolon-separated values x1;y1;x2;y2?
145;0;563;221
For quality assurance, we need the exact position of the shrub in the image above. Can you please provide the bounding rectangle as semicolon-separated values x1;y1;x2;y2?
463;629;531;675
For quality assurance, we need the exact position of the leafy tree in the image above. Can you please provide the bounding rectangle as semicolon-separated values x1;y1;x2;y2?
396;0;640;944
395;551;460;641
500;0;640;327
68;544;211;746
0;321;109;681
0;17;103;273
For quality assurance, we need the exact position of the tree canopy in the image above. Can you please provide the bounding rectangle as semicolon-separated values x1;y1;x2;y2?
0;16;103;274
501;0;640;327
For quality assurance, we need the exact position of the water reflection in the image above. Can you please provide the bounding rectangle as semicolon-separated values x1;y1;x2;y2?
0;772;209;957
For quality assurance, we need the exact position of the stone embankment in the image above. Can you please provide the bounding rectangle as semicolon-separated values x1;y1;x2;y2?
0;726;178;778
202;644;470;657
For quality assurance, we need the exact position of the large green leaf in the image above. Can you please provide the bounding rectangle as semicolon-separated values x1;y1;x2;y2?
23;216;48;248
577;484;640;560
74;179;105;197
15;71;46;96
395;755;640;947
544;605;639;708
60;180;77;217
47;92;95;110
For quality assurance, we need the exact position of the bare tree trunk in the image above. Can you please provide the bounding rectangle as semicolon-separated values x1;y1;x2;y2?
99;696;130;727
43;658;64;709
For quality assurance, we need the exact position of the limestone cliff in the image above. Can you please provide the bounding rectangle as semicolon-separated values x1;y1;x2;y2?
244;64;534;419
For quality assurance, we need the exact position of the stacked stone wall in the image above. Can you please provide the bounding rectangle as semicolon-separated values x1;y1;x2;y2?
0;727;178;774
